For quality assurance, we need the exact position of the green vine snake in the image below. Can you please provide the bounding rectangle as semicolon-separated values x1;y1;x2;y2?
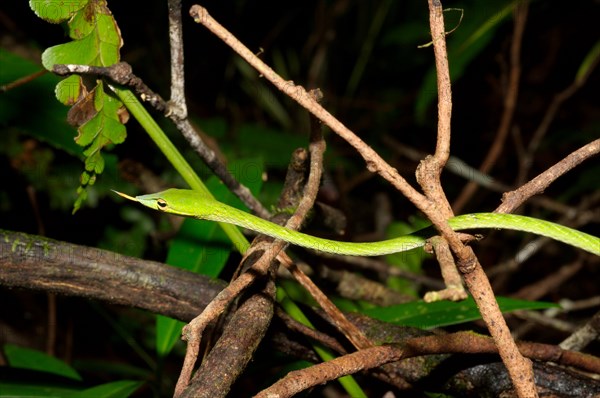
115;189;599;257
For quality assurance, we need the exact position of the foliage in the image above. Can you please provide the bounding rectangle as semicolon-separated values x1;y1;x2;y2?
30;0;126;213
1;344;142;397
1;0;598;396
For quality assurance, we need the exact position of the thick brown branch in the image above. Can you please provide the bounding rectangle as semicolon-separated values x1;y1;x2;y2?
0;229;224;321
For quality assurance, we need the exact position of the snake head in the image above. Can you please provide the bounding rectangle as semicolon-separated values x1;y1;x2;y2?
112;190;169;212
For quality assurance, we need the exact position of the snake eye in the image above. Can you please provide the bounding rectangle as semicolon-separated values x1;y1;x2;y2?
156;198;168;210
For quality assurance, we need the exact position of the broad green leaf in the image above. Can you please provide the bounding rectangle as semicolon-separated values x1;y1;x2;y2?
68;381;143;398
29;0;88;24
3;344;82;381
42;33;100;69
40;2;121;69
359;296;558;329
0;378;141;398
0;380;82;397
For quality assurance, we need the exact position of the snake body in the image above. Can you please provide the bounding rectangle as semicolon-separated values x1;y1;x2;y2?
116;189;600;257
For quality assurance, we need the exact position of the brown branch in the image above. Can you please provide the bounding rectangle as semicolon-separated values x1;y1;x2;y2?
452;2;528;213
166;0;187;119
277;90;373;351
421;2;536;396
180;279;276;398
188;5;428;212
255;345;402;398
176;148;311;396
423;236;467;302
0;229;225;321
496;138;600;214
257;331;600;397
424;2;537;397
173;156;311;396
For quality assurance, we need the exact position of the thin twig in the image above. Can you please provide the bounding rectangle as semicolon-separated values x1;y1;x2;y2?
188;3;469;283
0;69;46;92
167;0;188;119
383;135;511;192
256;331;600;397
163;0;270;218
277;90;373;350
188;5;426;210
53;63;169;112
560;310;600;351
174;164;302;396
496;139;600;214
425;2;537;397
276;307;348;355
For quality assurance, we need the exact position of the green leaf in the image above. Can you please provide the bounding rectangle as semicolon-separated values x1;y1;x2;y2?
55;75;86;105
0;377;141;398
3;344;82;381
40;2;122;69
43;34;100;69
70;80;127;213
29;0;88;24
68;381;143;398
359;296;558;329
0;380;82;397
32;0;126;212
